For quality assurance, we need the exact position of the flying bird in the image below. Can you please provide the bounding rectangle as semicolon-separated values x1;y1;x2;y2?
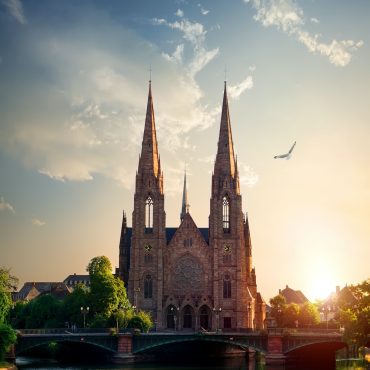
274;141;296;159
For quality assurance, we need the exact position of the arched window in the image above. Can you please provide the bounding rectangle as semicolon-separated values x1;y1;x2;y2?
223;274;231;299
223;195;230;233
144;275;152;299
145;196;154;233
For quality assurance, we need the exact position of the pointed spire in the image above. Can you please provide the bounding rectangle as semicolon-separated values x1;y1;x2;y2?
180;168;190;221
138;81;160;178
214;82;236;178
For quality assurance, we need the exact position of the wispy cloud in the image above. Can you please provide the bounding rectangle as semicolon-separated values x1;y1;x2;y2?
239;164;259;187
0;5;219;187
245;0;363;66
153;17;219;76
0;196;15;213
197;4;209;15
2;0;26;24
228;75;253;100
175;9;184;17
310;17;319;24
31;218;46;226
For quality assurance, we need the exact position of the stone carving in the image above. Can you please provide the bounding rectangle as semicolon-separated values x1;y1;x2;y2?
173;255;203;292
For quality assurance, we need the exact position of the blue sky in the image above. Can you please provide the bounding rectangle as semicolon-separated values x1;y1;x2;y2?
1;0;369;301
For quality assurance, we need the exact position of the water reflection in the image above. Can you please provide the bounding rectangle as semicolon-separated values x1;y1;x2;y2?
16;356;367;370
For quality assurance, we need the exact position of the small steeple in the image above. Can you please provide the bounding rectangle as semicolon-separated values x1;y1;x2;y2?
214;81;236;178
138;81;160;178
180;169;190;221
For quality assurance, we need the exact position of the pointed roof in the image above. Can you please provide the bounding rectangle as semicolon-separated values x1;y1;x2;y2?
180;169;189;221
214;82;236;178
138;81;160;178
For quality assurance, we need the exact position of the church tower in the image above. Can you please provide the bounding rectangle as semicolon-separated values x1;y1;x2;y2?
209;82;254;329
128;81;166;327
119;80;265;332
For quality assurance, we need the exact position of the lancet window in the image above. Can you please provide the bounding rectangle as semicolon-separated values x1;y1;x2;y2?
223;274;231;299
222;195;230;233
145;195;154;233
144;274;153;299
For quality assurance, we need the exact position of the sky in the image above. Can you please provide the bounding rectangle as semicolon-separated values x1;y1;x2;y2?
0;0;369;302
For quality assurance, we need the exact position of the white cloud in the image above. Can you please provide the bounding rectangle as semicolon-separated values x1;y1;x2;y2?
245;0;363;67
153;17;219;76
31;218;46;226
0;196;15;213
239;165;259;187
197;4;210;15
228;75;253;100
0;8;219;188
2;0;26;24
175;9;184;17
310;17;319;24
162;44;184;63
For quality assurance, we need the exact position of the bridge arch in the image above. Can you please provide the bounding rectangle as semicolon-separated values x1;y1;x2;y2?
16;336;116;356
133;334;266;355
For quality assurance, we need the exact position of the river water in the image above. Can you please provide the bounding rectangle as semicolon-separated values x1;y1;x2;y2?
16;356;368;370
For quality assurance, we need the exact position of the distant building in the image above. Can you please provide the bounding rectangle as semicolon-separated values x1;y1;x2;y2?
279;285;309;305
63;273;90;289
320;285;358;323
15;282;71;301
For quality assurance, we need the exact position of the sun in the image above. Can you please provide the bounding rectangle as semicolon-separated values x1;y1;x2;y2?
308;279;334;301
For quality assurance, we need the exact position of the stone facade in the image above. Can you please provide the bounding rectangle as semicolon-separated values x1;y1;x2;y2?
118;81;265;331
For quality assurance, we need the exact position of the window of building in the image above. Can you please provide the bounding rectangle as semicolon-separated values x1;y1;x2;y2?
223;274;231;299
145;196;154;233
223;253;231;264
222;196;230;233
144;275;153;299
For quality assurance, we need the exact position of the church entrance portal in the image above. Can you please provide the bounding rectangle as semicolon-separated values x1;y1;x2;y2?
199;305;211;330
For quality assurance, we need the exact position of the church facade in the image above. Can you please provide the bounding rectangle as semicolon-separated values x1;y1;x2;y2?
118;81;266;331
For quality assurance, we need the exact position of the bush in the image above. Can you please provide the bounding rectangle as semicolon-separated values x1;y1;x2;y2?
128;311;153;333
0;323;17;361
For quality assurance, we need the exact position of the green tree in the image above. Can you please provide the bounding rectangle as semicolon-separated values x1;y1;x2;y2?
87;256;112;276
283;303;300;328
87;256;130;325
0;267;18;324
298;302;320;327
61;284;90;328
25;294;63;328
338;279;370;352
0;323;17;361
269;294;287;327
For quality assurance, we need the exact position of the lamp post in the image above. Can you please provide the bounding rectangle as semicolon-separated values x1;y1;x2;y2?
170;306;179;331
321;305;331;329
80;306;89;328
277;304;282;328
213;307;222;332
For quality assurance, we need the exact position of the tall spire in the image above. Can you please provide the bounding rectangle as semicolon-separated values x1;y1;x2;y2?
214;82;236;178
138;81;160;178
180;169;190;221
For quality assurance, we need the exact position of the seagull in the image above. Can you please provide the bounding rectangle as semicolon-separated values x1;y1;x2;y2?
274;141;296;159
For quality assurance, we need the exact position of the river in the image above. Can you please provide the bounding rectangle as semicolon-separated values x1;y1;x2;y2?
15;356;368;370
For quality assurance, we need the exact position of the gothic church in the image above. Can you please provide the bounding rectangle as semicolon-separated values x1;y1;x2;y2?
118;81;266;331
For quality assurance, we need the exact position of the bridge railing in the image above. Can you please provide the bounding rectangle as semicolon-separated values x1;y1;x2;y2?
17;328;119;335
268;327;343;336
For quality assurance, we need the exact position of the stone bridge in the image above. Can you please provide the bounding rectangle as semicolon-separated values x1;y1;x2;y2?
13;328;346;366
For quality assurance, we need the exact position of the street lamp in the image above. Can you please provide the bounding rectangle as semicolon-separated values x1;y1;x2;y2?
213;307;222;332
321;305;331;329
80;306;89;328
170;306;179;331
